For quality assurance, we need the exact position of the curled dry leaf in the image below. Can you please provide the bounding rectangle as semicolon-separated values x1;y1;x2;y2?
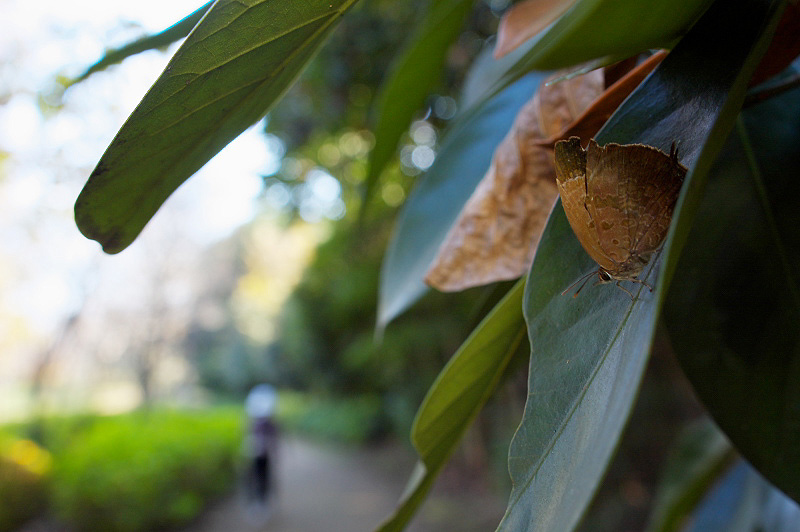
536;51;667;148
495;0;579;59
425;68;604;292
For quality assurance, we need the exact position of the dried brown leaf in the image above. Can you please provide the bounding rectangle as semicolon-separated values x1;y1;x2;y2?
494;0;579;59
425;69;604;292
536;51;667;148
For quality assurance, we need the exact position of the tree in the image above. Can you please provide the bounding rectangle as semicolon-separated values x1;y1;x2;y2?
69;0;800;530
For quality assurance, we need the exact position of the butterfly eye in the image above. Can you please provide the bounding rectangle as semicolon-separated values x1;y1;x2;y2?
598;270;612;282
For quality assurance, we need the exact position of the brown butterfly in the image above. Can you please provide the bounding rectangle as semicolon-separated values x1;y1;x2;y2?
554;136;687;298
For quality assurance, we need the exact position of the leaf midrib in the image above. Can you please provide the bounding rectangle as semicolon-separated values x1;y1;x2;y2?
507;282;649;511
188;8;337;74
150;10;344;134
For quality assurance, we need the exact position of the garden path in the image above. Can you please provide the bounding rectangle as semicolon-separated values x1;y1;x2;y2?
183;437;506;532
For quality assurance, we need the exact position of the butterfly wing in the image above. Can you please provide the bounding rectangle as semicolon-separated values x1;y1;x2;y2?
583;140;636;270
585;141;685;268
554;137;618;272
625;145;686;256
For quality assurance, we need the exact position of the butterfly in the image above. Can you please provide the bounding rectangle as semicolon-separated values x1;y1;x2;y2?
554;136;687;298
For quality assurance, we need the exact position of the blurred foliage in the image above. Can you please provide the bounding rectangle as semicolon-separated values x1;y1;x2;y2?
23;413;102;456
275;390;385;443
49;409;241;532
184;222;322;395
184;237;260;395
184;213;496;439
0;409;242;531
266;0;499;152
274;213;488;436
264;0;504;222
0;433;49;532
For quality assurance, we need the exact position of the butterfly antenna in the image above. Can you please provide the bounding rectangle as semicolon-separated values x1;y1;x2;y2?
561;270;597;298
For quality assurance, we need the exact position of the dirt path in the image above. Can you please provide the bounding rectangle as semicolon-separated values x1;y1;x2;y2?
183;437;506;532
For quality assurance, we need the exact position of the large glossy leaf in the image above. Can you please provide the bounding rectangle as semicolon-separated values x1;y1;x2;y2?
377;280;527;532
663;73;800;502
67;1;214;86
75;0;359;253
498;1;785;531
493;0;713;89
688;460;800;531
362;0;472;214
377;70;543;328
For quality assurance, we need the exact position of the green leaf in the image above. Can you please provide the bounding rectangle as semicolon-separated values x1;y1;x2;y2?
361;0;473;215
75;0;359;253
687;460;800;531
647;420;735;532
663;71;800;503
378;69;544;329
376;280;527;532
495;0;713;87
499;1;784;531
67;1;214;86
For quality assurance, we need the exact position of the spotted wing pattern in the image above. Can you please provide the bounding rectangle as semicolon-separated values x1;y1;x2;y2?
585;140;685;277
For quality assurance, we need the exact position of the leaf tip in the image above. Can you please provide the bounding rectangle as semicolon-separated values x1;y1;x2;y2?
74;170;130;255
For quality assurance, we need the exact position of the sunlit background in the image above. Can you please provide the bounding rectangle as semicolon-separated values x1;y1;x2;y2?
0;0;352;417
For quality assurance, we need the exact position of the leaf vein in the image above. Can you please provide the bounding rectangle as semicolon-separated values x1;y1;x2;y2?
507;298;640;509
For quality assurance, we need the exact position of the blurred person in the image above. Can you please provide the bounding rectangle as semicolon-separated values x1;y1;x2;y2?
244;384;279;515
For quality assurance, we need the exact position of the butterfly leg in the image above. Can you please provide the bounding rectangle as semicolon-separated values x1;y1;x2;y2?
614;277;654;299
614;281;635;300
630;278;654;292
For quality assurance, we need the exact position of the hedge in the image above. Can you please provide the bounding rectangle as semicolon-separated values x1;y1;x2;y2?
0;435;49;532
50;409;241;532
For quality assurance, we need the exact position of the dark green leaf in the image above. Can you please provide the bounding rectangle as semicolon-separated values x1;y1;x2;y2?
500;1;785;530
647;420;735;532
663;71;800;503
377;280;526;532
492;0;713;93
378;70;543;329
67;1;214;86
75;0;358;253
362;0;472;215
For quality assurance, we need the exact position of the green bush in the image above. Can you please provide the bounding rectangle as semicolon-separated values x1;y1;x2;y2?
276;392;384;443
28;413;101;455
51;409;241;532
0;436;49;532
